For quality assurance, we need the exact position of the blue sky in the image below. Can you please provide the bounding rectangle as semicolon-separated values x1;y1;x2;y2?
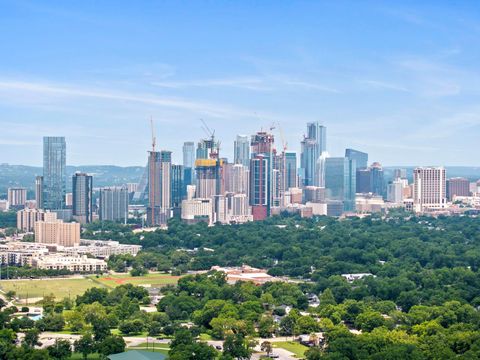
0;0;479;166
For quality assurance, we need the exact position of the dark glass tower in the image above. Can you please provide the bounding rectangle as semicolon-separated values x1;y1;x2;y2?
72;172;93;224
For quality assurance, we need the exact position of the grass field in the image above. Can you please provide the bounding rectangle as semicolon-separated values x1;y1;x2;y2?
272;341;308;358
0;277;103;301
89;272;180;288
0;272;180;302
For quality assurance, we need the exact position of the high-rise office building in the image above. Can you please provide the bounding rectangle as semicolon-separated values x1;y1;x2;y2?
345;149;368;169
171;164;186;213
7;187;27;207
355;162;385;197
147;150;172;226
35;176;43;209
346;149;370;194
234;135;250;167
356;168;371;193
284;152;297;190
183;141;195;187
99;186;129;223
413;167;447;212
300;122;327;187
387;179;404;204
325;157;356;212
72;173;93;224
183;142;195;168
446;177;470;201
370;162;385;197
43;136;66;210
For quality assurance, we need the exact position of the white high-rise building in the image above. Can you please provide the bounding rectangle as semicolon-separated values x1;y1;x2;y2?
215;193;252;224
8;187;27;207
387;179;404;204
227;164;249;195
413;167;447;212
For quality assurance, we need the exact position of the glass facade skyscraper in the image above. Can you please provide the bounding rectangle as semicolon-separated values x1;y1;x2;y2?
284;152;297;189
43;136;66;210
234;135;250;167
182;142;195;168
72;172;93;224
300;122;326;186
171;164;186;211
345;148;368;169
325;157;356;212
182;141;195;186
147;150;172;226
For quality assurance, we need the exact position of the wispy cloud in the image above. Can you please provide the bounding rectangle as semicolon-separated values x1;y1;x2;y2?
152;75;340;93
0;79;255;118
152;76;269;91
394;57;480;97
358;79;410;93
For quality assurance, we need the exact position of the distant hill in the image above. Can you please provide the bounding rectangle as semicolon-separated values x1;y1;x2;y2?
0;164;145;197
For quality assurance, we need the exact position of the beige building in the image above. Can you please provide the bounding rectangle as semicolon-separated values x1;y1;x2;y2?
35;220;80;247
181;198;214;225
413;167;447;212
33;254;107;273
17;209;58;232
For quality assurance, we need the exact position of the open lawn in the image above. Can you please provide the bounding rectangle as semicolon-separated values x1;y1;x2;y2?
89;272;180;289
0;277;105;301
272;341;308;358
0;272;180;302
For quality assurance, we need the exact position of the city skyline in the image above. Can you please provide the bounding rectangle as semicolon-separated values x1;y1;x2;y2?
1;1;480;166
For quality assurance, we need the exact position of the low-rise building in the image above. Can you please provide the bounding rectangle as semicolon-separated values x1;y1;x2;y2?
32;254;107;273
211;265;280;285
61;239;141;259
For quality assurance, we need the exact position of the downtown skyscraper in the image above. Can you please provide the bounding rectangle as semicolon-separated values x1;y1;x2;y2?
183;141;195;186
42;136;66;210
72;172;93;224
300;122;326;187
234;135;250;167
147;150;172;226
325;157;356;212
249;131;275;220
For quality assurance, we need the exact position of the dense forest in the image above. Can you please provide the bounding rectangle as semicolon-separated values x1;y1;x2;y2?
81;213;480;358
86;213;480;309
